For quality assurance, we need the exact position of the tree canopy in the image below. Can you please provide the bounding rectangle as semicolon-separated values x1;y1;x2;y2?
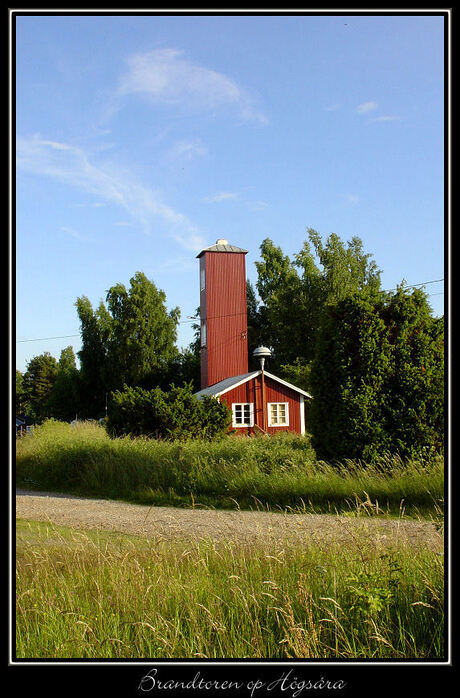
22;352;58;421
249;229;382;377
310;286;444;460
75;272;180;416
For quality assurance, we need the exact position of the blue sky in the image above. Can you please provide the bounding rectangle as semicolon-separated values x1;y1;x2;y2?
15;12;446;373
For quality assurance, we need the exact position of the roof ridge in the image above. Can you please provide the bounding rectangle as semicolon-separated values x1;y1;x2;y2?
194;370;312;399
196;242;248;257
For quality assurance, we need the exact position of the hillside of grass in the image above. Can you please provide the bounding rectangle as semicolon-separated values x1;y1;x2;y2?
15;420;444;516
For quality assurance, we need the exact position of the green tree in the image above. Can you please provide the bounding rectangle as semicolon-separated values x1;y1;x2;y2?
252;229;382;385
246;280;266;370
16;370;26;414
381;287;444;457
310;287;444;461
104;272;180;389
22;352;58;421
75;296;110;417
76;272;181;416
162;348;201;393
46;346;80;421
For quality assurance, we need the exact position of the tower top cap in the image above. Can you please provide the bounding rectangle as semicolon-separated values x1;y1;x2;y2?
196;240;248;257
253;346;272;358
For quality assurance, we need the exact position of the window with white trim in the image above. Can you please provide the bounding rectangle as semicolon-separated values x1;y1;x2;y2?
268;402;289;427
200;267;206;292
200;321;207;347
232;403;254;427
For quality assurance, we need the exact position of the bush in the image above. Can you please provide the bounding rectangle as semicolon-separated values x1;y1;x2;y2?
310;287;444;461
107;382;232;440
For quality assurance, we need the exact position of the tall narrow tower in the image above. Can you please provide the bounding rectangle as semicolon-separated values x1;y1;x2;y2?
197;239;248;389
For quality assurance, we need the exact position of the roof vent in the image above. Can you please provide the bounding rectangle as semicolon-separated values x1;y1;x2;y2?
216;238;229;245
253;346;272;371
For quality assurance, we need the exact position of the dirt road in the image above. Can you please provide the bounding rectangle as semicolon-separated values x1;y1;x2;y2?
15;489;443;551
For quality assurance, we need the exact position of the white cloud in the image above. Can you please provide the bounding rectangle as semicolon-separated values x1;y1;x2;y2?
342;193;360;206
60;225;86;241
17;135;206;251
117;48;268;124
356;101;378;114
166;139;208;161
203;191;240;203
369;115;401;122
247;200;268;211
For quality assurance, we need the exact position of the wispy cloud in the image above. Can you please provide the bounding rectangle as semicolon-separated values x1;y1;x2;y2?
203;191;240;203
117;48;268;124
247;200;268;212
356;101;378;114
60;225;87;241
166;139;208;161
71;201;106;208
17;135;206;251
342;193;360;206
203;191;268;212
369;115;401;123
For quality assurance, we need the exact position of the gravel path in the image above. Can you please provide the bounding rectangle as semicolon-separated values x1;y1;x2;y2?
16;489;443;552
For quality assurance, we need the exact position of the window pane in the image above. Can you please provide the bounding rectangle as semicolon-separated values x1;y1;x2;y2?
233;404;253;426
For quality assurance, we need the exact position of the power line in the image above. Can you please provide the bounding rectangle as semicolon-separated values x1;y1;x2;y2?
15;278;445;343
17;334;80;343
382;279;444;293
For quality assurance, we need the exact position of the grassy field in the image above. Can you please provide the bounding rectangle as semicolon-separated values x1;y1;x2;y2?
15;420;444;516
15;519;444;660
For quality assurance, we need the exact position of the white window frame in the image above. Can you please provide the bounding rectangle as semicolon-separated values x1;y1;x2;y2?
232;403;254;428
200;320;207;347
200;267;206;292
267;402;289;427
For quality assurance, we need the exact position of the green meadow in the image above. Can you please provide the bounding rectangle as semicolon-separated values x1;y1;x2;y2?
15;420;445;659
16;420;444;516
16;519;444;659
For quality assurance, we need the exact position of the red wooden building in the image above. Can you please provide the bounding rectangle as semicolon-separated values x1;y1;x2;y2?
195;239;311;435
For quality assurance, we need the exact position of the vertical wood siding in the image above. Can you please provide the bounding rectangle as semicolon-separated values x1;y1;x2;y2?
200;251;248;388
220;375;303;435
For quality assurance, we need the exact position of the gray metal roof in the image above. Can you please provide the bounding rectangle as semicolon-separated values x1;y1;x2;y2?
194;370;312;399
194;372;259;398
196;241;248;258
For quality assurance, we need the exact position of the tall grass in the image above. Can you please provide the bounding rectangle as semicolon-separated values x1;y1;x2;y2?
16;420;444;514
16;519;444;659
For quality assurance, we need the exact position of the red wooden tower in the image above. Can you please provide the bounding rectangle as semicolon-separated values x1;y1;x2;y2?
197;239;248;389
195;238;312;435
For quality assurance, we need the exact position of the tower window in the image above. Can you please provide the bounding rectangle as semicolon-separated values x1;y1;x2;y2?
200;267;206;291
201;321;207;347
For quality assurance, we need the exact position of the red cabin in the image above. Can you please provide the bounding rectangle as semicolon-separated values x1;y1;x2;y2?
195;239;312;436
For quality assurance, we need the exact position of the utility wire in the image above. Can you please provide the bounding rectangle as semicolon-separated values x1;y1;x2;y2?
15;278;445;343
381;279;443;293
17;334;80;343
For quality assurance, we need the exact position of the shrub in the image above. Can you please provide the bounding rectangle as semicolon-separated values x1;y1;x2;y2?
310;287;444;461
107;382;232;440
